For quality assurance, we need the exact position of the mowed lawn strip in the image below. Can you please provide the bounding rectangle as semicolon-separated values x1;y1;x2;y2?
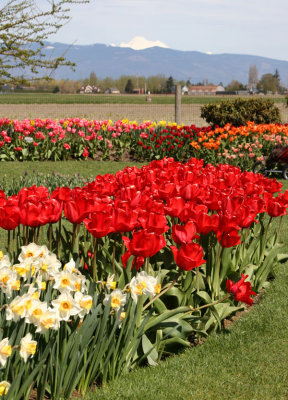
0;160;145;180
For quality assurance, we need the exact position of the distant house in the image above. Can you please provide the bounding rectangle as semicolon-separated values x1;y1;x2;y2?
181;85;189;95
104;87;120;94
79;85;101;94
188;85;225;95
132;88;145;94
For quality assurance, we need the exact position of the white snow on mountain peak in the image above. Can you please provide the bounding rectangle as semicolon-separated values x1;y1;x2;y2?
111;36;169;50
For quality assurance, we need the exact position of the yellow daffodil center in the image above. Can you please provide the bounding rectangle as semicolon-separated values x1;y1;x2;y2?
12;304;25;315
111;296;121;308
32;308;43;319
60;301;72;311
15;267;26;276
25;251;34;258
0;384;9;395
80;299;92;310
154;284;161;294
0;345;12;357
41;318;54;329
75;282;81;291
23;342;36;355
0;251;3;260
110;281;116;290
135;284;143;295
60;278;70;287
25;300;32;310
41;264;48;272
12;280;20;291
1;275;9;285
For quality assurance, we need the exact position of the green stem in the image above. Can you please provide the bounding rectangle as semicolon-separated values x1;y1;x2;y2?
7;230;10;254
112;235;116;276
57;216;62;259
214;244;223;299
182;294;231;317
48;223;52;251
92;237;98;281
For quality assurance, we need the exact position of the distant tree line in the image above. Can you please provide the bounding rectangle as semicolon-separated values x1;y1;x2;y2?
3;66;287;95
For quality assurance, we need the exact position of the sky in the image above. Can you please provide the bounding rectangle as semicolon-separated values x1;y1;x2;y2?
47;0;288;61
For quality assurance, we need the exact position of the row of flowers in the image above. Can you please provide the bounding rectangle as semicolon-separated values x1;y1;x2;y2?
0;242;256;399
1;118;288;169
0;157;287;398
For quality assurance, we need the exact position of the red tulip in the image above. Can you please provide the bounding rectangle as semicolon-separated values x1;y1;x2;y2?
171;242;206;271
0;204;20;230
226;274;256;306
84;211;114;238
122;230;166;259
138;212;169;234
172;221;197;244
217;229;241;248
112;207;138;233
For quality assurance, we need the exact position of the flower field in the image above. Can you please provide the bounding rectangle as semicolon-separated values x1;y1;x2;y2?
0;155;287;399
1;118;288;171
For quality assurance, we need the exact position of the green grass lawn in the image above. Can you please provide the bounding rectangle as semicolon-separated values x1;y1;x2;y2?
0;93;286;105
0;160;144;181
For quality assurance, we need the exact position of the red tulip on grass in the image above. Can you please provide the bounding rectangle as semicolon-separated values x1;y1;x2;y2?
226;274;256;306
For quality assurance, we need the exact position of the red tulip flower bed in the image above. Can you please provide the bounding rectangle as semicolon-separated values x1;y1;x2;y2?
1;156;287;296
0;156;287;396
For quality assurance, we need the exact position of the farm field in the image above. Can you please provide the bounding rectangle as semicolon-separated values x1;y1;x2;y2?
1;93;286;105
0;101;287;126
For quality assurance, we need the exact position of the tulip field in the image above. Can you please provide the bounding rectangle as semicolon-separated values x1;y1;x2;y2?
0;118;287;399
0;118;288;170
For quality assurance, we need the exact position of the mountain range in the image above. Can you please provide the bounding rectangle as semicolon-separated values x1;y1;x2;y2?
43;41;288;86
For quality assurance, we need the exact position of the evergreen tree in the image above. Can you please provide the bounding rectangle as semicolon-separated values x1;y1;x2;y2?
165;76;174;93
125;79;134;93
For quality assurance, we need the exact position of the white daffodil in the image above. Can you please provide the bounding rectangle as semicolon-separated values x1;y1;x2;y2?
106;274;117;291
36;309;61;334
18;243;49;262
0;338;12;367
74;275;87;293
53;270;78;293
51;292;81;321
3;272;21;298
103;289;127;311
74;292;93;318
0;267;14;296
129;271;161;304
25;299;48;326
6;296;27;322
0;252;11;269
20;333;37;363
63;258;77;274
13;259;40;280
35;275;46;291
0;381;10;396
38;253;61;281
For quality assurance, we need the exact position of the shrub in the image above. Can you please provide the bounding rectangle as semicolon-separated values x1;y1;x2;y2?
200;98;281;127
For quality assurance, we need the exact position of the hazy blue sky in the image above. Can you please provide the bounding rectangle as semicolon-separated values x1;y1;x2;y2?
49;0;287;60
